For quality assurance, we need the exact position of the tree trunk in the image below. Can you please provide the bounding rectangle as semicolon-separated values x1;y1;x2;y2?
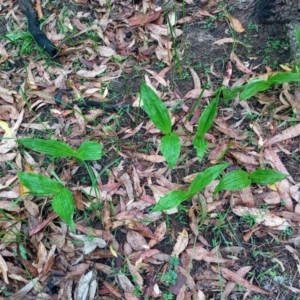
18;0;57;56
255;0;300;23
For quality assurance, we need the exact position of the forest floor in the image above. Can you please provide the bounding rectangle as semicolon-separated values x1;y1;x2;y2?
1;0;300;299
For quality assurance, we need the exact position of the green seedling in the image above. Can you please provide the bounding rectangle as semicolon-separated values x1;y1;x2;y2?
223;71;300;102
152;163;228;211
140;83;181;169
18;138;103;161
153;166;287;212
193;90;219;162
18;172;75;231
3;31;34;55
17;139;104;231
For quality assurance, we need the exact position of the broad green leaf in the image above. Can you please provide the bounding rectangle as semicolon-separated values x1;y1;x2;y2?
75;141;103;161
18;138;76;158
239;80;270;101
188;163;228;196
197;97;218;137
249;169;287;185
140;83;172;134
193;137;208;162
152;190;190;212
267;72;300;85
18;172;64;195
3;31;32;42
160;133;181;169
52;188;75;231
295;28;300;48
214;170;251;194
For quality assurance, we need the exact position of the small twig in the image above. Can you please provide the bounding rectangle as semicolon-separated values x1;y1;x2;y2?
35;0;43;19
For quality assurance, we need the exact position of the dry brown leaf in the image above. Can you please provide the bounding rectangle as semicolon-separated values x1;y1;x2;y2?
138;249;160;261
276;180;294;211
145;69;167;86
186;245;229;263
232;206;289;229
0;87;16;104
122;122;144;139
0;253;8;284
126;259;144;286
117;274;135;293
239;186;255;208
146;23;182;37
128;222;154;239
118;172;134;202
155;46;172;64
101;280;122;298
230;151;259;166
42;245;56;276
263;191;281;204
189;67;201;89
196;9;215;18
148;222;166;248
133;153;165;163
23;196;39;216
183;88;214;99
226;15;245;33
76;65;107;78
37;241;47;271
103;199;112;230
124;292;140;300
171;229;189;257
243;226;261;242
290;183;300;202
99;46;116;57
213;37;235;45
214;118;248;140
196;290;206;300
128;10;161;26
69;233;106;254
265;123;300;146
177;16;193;24
29;213;58;236
264;147;294;183
230;51;254;75
6;275;41;300
35;0;43;18
209;139;231;163
217;266;269;295
0;44;8;64
0;200;20;212
74;270;97;300
127;230;148;251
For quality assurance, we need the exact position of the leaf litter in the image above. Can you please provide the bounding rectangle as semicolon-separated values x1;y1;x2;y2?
0;0;300;299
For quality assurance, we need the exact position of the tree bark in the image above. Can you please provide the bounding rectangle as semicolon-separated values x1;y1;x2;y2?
18;0;57;56
255;0;300;23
